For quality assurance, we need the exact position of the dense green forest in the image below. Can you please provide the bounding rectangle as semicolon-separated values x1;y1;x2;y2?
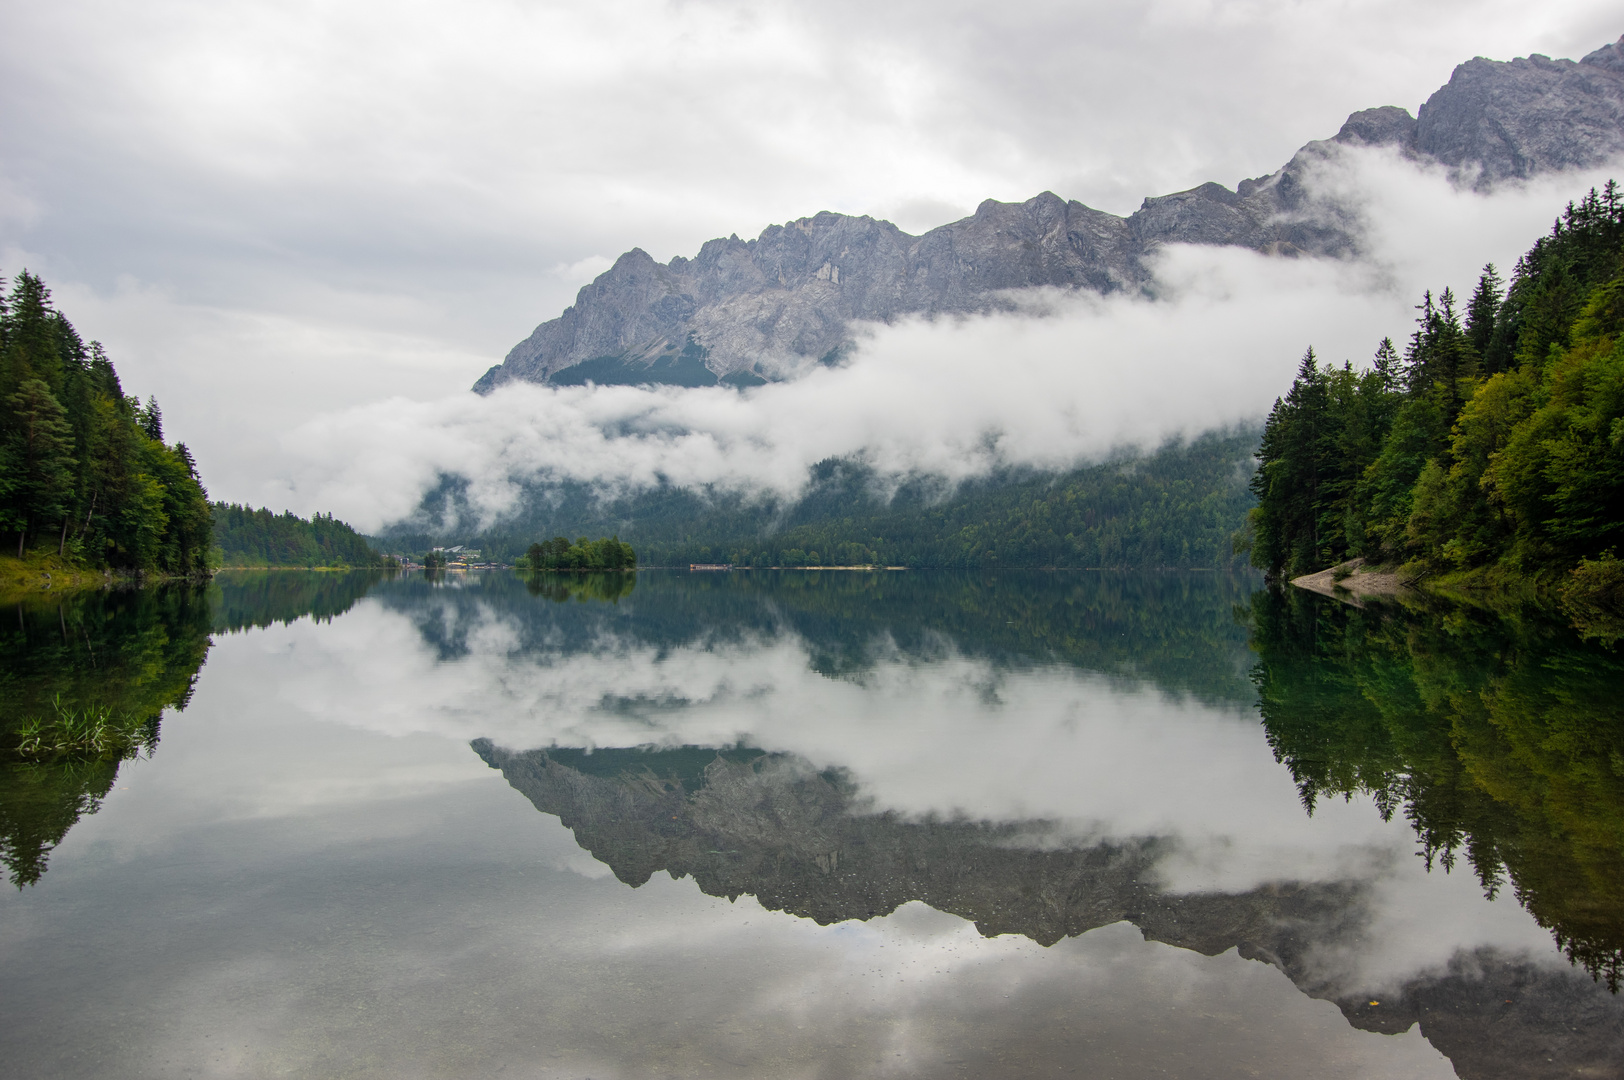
1249;185;1624;612
0;272;210;574
386;428;1260;569
1250;585;1624;989
211;502;389;568
521;535;636;570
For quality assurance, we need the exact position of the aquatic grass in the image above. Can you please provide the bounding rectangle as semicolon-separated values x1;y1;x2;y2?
11;695;157;761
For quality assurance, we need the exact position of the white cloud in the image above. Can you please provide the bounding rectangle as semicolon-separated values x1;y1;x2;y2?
1;0;1619;515
551;255;615;290
271;150;1624;531
193;595;1563;993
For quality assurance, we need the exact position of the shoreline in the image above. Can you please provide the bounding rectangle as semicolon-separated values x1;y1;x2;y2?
0;554;390;600
1;553;128;599
1289;559;1421;606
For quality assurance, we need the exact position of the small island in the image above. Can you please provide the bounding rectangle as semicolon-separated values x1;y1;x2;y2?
518;535;637;571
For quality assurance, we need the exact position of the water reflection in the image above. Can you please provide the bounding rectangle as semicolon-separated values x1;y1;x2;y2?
2;569;1621;1079
377;568;1259;702
0;570;385;887
521;568;638;604
399;570;1622;1079
209;567;393;634
1;586;212;886
475;736;1622;1080
1250;586;1624;990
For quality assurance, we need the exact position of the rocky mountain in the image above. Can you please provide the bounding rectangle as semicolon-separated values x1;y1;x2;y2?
474;35;1624;394
473;739;1624;1080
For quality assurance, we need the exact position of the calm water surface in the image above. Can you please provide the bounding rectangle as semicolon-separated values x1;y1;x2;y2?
2;569;1620;1079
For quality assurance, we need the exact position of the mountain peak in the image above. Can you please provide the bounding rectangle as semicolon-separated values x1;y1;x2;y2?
474;35;1624;395
1582;33;1624;75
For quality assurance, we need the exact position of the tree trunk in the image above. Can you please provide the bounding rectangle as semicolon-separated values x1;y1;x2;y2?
59;519;68;557
78;489;98;540
17;531;24;559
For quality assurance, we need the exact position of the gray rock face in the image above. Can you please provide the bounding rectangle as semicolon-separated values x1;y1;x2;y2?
473;739;1624;1080
1413;40;1624;182
474;35;1624;394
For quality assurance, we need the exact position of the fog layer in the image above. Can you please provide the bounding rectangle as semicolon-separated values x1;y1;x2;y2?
274;151;1622;532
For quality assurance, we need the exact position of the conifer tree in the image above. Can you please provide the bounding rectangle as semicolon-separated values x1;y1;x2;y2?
1371;337;1401;391
0;270;211;573
6;379;77;556
139;396;163;442
1251;183;1624;592
1464;263;1503;367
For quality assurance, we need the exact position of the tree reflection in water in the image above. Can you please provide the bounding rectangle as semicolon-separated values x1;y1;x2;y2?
1250;585;1624;990
0;570;388;888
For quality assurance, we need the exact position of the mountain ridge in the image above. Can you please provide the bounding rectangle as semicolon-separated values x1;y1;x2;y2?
473;34;1624;394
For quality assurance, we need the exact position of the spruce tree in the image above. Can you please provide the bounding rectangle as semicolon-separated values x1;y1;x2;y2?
1371;337;1401;391
1464;264;1503;368
140;396;163;442
6;379;77;556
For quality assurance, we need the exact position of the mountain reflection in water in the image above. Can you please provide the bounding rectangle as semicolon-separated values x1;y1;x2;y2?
2;568;1621;1078
438;570;1623;1079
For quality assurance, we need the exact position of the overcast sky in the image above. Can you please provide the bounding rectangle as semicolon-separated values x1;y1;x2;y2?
1;0;1620;513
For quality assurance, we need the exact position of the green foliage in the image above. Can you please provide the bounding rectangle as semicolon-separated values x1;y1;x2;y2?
379;567;1261;706
209;568;395;633
211;501;388;567
13;695;157;759
0;572;390;887
0;272;211;574
1249;347;1405;576
415;429;1259;571
1249;586;1624;989
1251;184;1624;613
519;535;636;571
0;584;214;886
523;570;637;603
1561;553;1624;644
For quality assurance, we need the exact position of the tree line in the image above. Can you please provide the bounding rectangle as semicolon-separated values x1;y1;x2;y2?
0;272;210;574
407;429;1261;571
521;535;637;571
696;431;1257;570
212;502;389;568
1249;183;1624;610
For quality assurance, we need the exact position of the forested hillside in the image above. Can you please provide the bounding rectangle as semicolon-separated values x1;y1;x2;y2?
388;428;1260;569
211;503;388;568
1249;184;1624;610
0;272;210;575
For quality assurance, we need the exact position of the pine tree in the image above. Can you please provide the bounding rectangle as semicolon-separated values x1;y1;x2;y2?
1250;348;1332;575
1371;337;1401;391
1465;264;1503;369
139;396;163;443
5;379;77;556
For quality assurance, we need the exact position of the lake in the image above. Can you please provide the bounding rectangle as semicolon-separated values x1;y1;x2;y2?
2;569;1620;1078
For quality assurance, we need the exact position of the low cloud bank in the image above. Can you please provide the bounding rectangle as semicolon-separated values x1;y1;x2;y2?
277;148;1623;533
